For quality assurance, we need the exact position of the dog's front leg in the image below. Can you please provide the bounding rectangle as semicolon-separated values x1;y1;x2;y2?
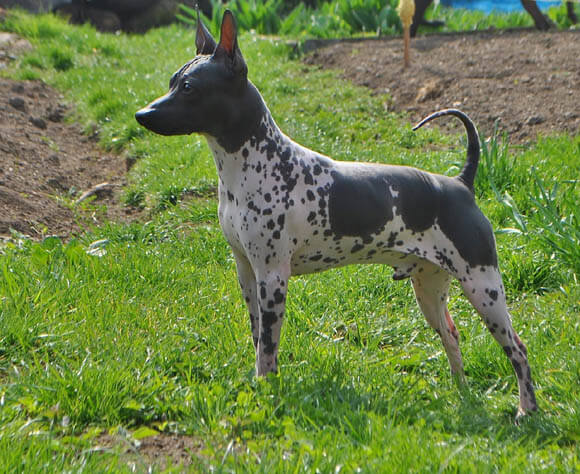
254;264;290;376
233;250;260;351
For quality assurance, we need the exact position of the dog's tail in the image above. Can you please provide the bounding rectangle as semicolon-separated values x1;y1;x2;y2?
412;109;480;191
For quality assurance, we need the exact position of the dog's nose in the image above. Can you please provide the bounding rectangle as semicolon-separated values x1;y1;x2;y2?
135;107;151;127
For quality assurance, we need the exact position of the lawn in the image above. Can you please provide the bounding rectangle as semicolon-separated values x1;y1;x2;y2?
1;9;579;473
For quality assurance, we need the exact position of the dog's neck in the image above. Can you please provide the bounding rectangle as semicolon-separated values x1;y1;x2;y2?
210;81;280;152
205;81;296;189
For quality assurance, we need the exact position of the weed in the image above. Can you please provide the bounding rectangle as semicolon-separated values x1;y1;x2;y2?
49;47;74;71
124;189;145;208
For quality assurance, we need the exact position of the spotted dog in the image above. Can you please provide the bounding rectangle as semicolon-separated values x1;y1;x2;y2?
135;11;537;419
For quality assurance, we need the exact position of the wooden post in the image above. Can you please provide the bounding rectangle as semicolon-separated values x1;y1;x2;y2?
397;0;415;69
403;22;411;68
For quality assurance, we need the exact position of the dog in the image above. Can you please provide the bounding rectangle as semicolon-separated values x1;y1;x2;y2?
135;10;537;419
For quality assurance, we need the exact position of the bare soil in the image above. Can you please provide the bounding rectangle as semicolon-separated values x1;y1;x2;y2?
95;432;204;470
304;28;580;142
0;33;135;240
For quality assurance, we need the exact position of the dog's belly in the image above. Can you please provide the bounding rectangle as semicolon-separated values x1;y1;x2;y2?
289;214;473;282
290;244;426;278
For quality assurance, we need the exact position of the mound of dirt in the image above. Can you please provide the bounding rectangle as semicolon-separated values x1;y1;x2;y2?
0;34;134;240
304;29;580;142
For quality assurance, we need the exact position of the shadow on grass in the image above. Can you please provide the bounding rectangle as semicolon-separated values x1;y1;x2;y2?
260;363;570;447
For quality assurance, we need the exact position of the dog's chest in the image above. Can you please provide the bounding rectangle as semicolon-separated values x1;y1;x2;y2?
211;136;335;254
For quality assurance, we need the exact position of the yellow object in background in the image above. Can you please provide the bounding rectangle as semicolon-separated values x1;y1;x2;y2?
397;0;415;68
397;0;416;28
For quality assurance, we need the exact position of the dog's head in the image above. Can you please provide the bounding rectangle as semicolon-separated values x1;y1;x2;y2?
135;10;250;138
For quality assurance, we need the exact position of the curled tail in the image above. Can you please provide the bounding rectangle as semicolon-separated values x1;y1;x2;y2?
412;109;480;191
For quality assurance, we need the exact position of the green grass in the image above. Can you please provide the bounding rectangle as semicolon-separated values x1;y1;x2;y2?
1;10;579;472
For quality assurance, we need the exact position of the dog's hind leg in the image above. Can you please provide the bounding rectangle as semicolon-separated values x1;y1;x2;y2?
411;262;465;383
460;267;538;418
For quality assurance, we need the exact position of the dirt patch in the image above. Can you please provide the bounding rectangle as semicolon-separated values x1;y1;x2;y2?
304;29;580;142
0;34;135;240
95;432;204;470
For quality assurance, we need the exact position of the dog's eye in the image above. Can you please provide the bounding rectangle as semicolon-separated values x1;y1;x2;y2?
182;81;195;94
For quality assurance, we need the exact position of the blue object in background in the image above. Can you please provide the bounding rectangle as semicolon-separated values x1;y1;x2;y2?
440;0;560;13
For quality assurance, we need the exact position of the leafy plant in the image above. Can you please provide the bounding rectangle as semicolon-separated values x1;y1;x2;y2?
280;2;352;38
178;0;400;38
179;0;284;36
336;0;401;34
499;170;579;276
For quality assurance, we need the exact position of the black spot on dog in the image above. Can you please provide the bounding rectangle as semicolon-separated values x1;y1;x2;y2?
351;243;364;253
248;201;261;214
273;288;285;304
435;251;457;273
260;309;279;355
277;214;285;228
328;169;394;239
511;358;523;379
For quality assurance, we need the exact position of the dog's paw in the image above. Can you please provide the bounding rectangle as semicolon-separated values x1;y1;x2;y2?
514;405;538;425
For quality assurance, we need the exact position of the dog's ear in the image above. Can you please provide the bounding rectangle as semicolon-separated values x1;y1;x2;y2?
214;10;247;77
195;8;217;55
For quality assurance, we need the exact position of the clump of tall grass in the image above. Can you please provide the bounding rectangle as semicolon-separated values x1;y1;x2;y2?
475;122;520;198
499;171;579;279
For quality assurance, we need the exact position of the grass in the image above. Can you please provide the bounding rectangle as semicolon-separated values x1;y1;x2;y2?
1;9;579;473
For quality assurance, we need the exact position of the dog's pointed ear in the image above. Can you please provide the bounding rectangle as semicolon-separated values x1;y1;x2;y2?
214;10;247;77
195;8;217;55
